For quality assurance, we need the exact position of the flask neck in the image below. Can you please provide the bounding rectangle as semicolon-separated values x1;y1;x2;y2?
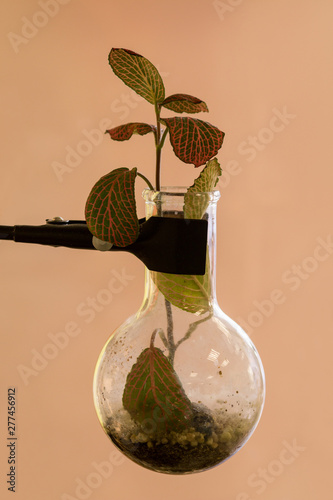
142;188;220;312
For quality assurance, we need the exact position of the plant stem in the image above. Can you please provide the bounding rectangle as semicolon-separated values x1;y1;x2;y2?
159;127;169;149
165;299;176;364
157;328;168;349
175;312;213;351
155;103;162;191
166;306;212;365
137;171;154;190
155;147;161;191
150;329;159;349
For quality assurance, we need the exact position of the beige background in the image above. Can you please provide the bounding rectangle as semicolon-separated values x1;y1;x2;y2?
1;0;332;499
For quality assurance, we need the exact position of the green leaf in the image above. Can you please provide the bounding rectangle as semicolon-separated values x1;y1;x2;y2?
106;122;156;141
85;167;139;247
162;117;225;168
162;94;209;114
186;157;222;193
109;48;165;105
153;262;211;314
123;334;193;433
184;158;222;219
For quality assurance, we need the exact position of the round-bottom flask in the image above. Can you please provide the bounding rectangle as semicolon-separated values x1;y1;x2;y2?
93;188;265;474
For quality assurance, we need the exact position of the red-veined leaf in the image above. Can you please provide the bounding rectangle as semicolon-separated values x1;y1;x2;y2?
162;94;209;114
85;167;139;247
123;333;193;433
162;117;225;168
106;122;156;142
109;48;165;105
184;158;222;219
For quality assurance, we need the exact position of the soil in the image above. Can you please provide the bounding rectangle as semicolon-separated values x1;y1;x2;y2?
104;405;255;474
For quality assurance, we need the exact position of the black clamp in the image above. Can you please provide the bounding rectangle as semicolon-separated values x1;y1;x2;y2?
0;216;208;275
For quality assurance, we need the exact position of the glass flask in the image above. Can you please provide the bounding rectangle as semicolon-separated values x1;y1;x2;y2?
93;188;265;474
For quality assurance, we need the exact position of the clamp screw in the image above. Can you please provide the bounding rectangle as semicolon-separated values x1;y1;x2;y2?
46;216;69;225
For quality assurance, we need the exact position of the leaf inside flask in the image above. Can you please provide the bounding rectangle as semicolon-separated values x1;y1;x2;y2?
122;332;192;434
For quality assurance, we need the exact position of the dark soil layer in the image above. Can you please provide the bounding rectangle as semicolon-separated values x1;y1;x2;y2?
105;408;253;474
109;432;235;473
